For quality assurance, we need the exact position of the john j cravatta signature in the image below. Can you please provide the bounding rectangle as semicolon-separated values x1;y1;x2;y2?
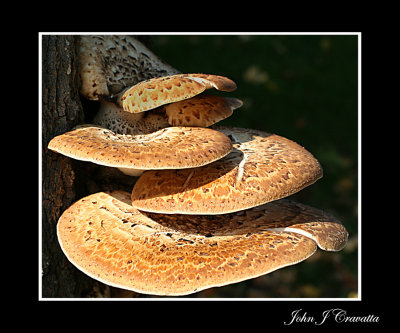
284;308;380;325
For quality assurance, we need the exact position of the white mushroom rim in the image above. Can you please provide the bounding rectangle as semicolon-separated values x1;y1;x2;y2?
265;227;347;252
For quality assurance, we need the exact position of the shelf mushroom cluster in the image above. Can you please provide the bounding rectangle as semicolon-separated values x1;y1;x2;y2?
48;38;348;296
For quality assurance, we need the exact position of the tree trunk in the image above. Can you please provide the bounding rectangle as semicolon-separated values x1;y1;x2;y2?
42;35;85;297
42;35;174;298
41;35;135;298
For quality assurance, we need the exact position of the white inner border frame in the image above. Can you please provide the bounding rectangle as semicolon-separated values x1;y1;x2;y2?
38;31;361;301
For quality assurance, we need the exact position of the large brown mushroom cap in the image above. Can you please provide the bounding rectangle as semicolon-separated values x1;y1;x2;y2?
131;126;323;214
57;191;347;296
47;125;233;175
121;74;237;114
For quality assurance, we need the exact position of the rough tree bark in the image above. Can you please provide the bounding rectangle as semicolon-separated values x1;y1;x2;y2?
42;35;88;297
41;35;151;298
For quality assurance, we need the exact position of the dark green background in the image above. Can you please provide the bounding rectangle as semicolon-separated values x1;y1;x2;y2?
148;34;358;298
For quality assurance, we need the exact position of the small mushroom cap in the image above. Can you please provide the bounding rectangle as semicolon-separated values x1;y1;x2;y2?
121;74;237;114
57;191;346;296
47;125;233;172
93;96;241;135
131;126;323;214
163;95;243;127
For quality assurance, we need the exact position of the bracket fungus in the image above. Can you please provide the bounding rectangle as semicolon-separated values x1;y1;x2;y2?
57;191;348;296
131;126;322;214
79;35;180;101
163;95;243;127
47;125;233;177
120;73;237;114
93;95;242;133
78;37;242;133
47;35;349;297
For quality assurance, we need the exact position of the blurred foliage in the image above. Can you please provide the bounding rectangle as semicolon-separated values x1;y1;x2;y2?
140;34;359;298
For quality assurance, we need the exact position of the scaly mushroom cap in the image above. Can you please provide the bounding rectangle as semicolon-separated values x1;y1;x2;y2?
121;74;237;114
78;35;180;100
57;191;347;296
93;96;241;135
163;95;243;127
47;125;233;175
131;126;323;214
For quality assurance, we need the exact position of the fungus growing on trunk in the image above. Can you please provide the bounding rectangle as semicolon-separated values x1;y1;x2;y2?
78;35;180;100
45;35;349;297
120;73;237;114
163;95;243;127
131;126;322;214
48;125;233;177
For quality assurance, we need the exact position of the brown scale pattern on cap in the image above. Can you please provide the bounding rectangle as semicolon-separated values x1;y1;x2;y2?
131;126;323;214
57;191;347;296
47;125;232;171
78;35;180;100
163;95;243;127
121;74;237;114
